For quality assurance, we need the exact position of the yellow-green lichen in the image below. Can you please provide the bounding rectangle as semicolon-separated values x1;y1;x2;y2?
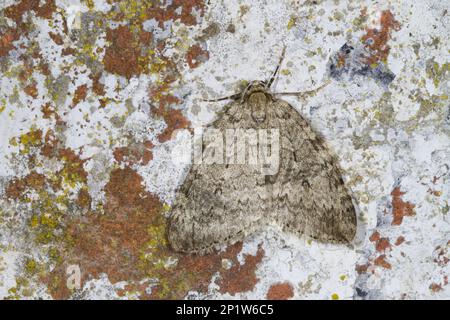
287;16;297;30
426;59;450;88
6;277;33;299
17;128;43;154
24;258;39;275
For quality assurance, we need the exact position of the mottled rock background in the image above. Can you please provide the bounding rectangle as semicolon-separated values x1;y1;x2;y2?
0;0;449;300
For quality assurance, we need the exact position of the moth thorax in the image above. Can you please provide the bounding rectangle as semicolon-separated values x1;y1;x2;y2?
248;92;268;122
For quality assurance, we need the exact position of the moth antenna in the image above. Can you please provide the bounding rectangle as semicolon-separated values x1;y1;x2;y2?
202;93;242;102
273;79;331;98
266;45;287;89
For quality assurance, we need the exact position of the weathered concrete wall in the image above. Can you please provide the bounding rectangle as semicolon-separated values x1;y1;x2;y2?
0;0;448;299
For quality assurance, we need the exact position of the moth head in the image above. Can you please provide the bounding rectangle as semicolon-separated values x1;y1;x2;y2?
243;80;271;106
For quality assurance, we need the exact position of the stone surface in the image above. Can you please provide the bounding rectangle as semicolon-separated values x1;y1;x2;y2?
0;0;449;300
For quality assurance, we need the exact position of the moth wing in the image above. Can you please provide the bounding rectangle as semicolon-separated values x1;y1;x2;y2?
268;99;357;243
168;102;270;254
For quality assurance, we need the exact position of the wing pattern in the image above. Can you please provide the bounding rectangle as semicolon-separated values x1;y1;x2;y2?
168;98;356;254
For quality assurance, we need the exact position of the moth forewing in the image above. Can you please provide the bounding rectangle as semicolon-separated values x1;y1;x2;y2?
258;128;280;176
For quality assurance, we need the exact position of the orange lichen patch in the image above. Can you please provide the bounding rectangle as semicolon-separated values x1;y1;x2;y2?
5;172;46;199
138;30;153;45
336;52;346;68
145;241;248;299
149;81;180;106
369;231;380;242
361;10;400;65
113;147;129;162
113;141;154;165
72;85;88;107
144;0;206;27
355;263;370;274
153;107;191;143
0;29;20;57
24;83;38;98
45;167;162;299
91;73;105;97
375;238;391;252
1;0;57;74
48;210;158;299
369;231;391;252
266;282;294;300
374;255;391;269
429;275;448;293
61;47;77;56
97;1;205;143
76;188;91;210
391;187;415;226
395;236;405;246
17;63;34;83
171;0;206;26
30;0;57;20
101;0;207;77
65;194;160;282
57;148;88;185
48;32;64;46
103;25;143;78
38;61;51;76
142;143;154;164
217;244;265;295
186;44;209;69
41;130;58;158
103;167;158;211
41;103;56;119
4;0;56;25
429;283;442;292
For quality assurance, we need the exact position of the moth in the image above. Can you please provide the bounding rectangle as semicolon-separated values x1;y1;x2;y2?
168;48;357;254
